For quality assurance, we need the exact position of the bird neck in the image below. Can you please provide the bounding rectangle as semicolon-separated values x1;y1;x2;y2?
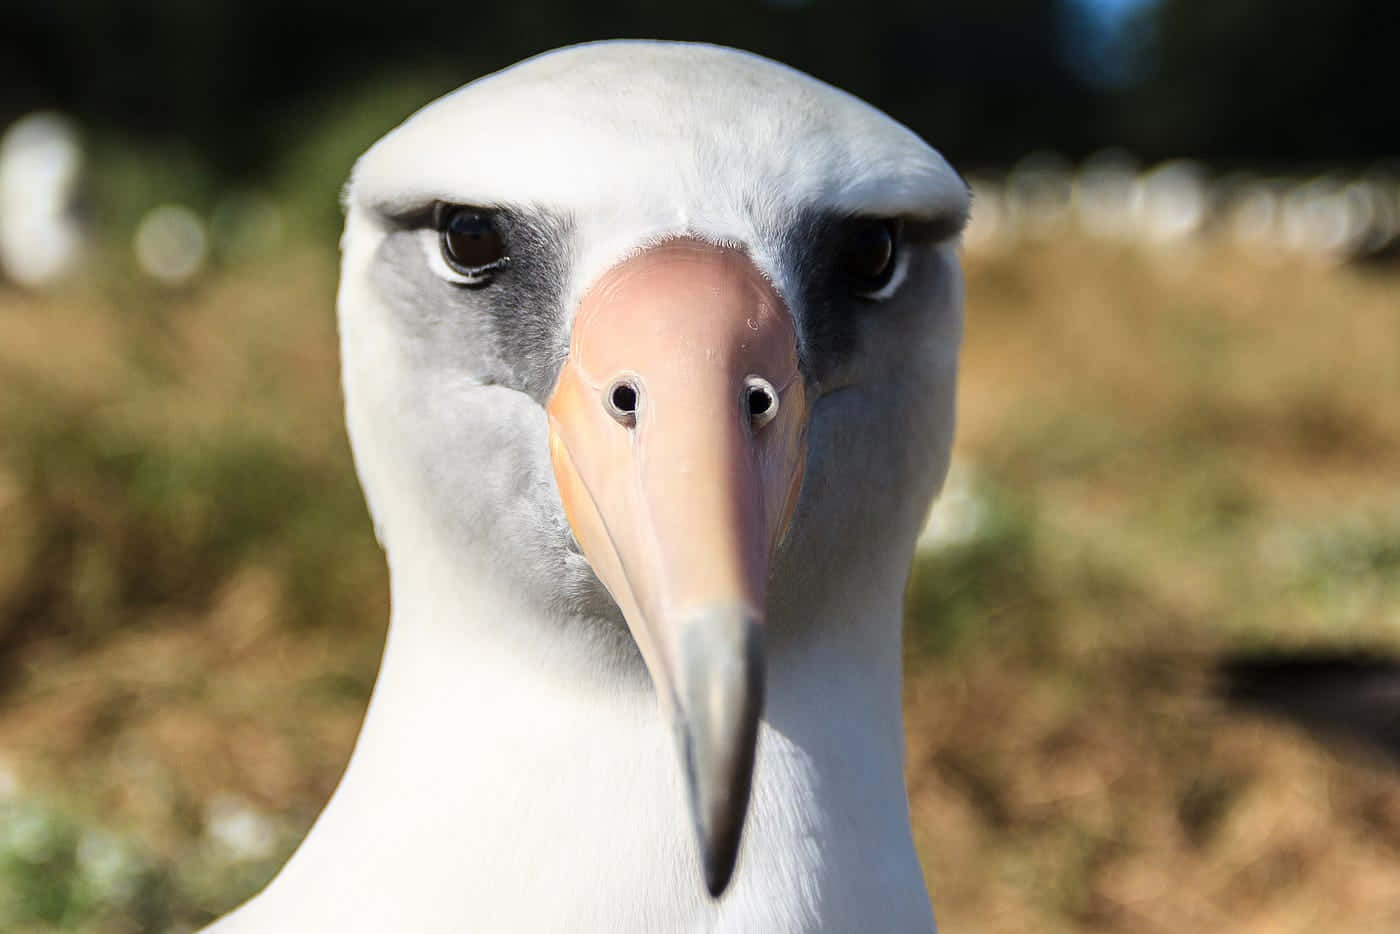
250;542;934;931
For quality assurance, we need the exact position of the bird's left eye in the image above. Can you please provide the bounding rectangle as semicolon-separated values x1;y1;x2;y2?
439;206;509;278
841;219;901;297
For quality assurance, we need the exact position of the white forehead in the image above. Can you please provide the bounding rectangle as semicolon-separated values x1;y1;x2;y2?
348;41;966;296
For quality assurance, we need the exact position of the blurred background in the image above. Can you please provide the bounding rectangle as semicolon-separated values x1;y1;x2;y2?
1;0;1398;930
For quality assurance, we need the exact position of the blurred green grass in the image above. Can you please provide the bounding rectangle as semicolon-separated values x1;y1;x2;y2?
1;130;1399;930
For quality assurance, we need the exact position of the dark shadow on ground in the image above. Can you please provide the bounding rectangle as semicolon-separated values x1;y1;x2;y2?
1219;650;1400;765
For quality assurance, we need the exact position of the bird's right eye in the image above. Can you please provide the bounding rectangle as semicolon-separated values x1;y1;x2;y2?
438;206;510;279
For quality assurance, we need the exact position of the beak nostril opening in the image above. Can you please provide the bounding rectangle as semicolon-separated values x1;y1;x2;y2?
747;388;772;417
606;378;640;427
745;378;779;430
613;384;638;413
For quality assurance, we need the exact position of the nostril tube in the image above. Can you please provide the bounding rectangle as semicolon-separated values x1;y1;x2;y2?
606;377;640;427
744;377;779;430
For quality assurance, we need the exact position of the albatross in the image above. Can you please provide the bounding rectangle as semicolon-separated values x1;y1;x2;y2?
209;40;968;932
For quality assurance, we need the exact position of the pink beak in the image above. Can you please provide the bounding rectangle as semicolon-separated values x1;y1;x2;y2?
547;239;809;895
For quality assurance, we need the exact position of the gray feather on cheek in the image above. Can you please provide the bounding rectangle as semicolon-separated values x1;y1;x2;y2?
370;208;573;401
364;208;625;627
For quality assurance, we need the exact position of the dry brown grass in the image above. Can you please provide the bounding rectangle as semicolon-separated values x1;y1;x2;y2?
911;240;1400;932
0;237;1397;930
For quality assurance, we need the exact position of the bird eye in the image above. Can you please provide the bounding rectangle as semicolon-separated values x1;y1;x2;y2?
841;219;900;297
439;207;509;278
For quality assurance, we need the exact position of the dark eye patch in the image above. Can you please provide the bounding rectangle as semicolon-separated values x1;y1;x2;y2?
370;204;574;402
785;208;963;384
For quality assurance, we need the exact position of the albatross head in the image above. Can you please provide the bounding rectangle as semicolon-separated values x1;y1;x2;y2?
337;40;967;898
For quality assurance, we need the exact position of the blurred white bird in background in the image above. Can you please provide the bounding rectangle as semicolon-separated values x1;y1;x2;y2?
0;111;89;290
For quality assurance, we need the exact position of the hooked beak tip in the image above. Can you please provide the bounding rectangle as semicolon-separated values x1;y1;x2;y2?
702;841;739;899
675;610;765;898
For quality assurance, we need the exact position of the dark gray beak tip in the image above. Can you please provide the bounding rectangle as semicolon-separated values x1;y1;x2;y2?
676;611;765;900
703;842;740;898
686;725;756;900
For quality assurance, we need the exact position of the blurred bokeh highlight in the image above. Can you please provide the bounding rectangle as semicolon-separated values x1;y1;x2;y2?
2;1;1399;931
